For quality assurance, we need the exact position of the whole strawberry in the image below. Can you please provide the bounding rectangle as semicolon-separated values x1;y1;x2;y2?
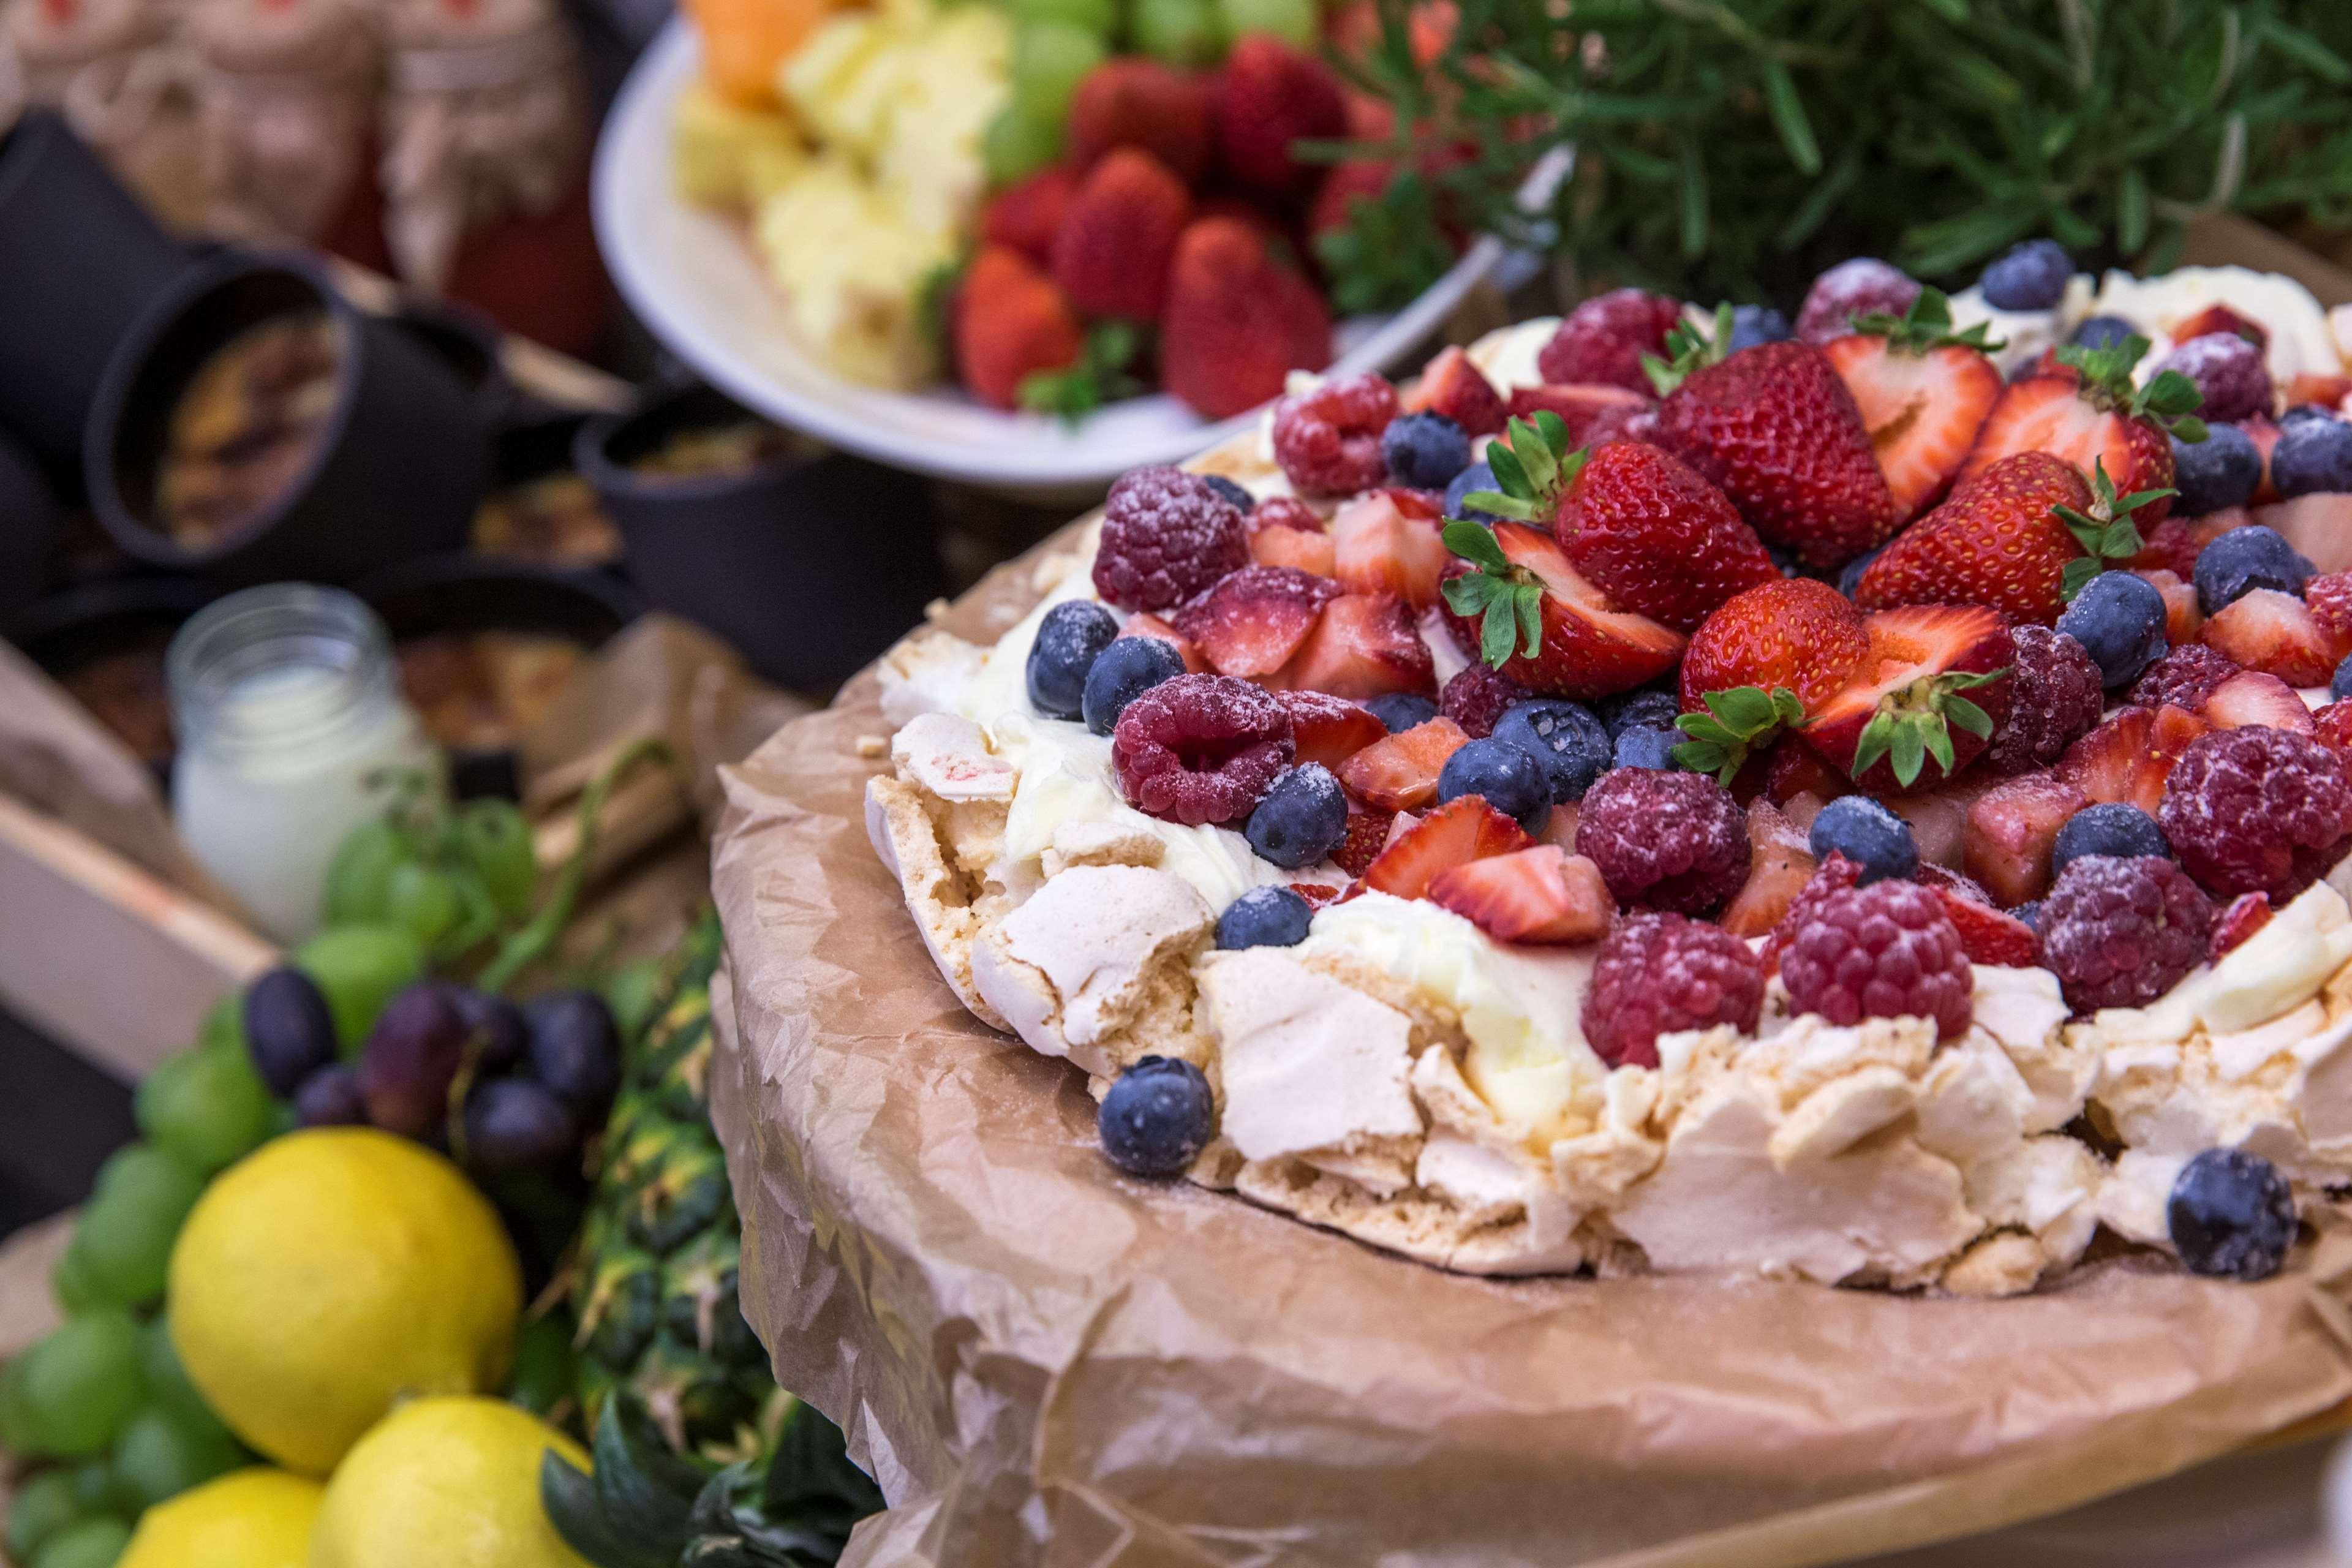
1159;217;1333;419
954;246;1083;411
1067;58;1213;184
1670;578;1869;783
1960;332;2206;520
1214;35;1348;197
1051;148;1193;324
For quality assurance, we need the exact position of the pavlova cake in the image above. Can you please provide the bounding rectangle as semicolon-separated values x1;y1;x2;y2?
866;240;2352;1297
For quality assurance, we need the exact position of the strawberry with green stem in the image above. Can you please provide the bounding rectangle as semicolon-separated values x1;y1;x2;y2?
1436;514;1684;699
1821;287;2005;521
1800;606;2015;793
1668;577;1871;785
1959;332;2207;516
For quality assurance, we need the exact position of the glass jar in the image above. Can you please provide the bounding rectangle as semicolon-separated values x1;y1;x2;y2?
167;583;442;941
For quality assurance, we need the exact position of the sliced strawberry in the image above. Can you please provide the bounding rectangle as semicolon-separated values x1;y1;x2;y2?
1379;487;1445;521
1277;689;1389;768
1503;382;1653;443
1334;716;1468;811
1333;807;1395;876
1436;522;1684;699
1549;440;1777;633
1820;329;2002;521
1427;844;1613;944
1964;771;2087;907
1853;450;2094;626
1116;612;1207;673
1287;882;1341;908
2212;891;2274;960
2174;304;2267;348
1357;794;1535;901
1914;861;1995;903
1401;345;1507;436
2055;704;2209;816
1332;490;1451;609
1170;565;1340;677
2136;568;2204;646
1718;799;1817;938
2288;372;2352;411
1800;605;2015;793
2253;494;2352;575
1536;800;1580;848
1933;886;2040;967
2198;588;2340;687
2309;571;2352;647
2200;669;2317;733
2242;416;2283;503
1958;360;2180;521
1250;523;1337;576
1274;590;1437;700
2187;503;2256;551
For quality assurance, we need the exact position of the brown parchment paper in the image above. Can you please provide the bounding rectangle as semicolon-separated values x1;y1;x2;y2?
708;525;2352;1568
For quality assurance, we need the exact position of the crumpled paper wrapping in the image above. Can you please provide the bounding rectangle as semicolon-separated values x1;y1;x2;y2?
709;529;2352;1568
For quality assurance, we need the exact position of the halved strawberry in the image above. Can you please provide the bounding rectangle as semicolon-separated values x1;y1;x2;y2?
1761;736;1852;806
1332;489;1451;609
1548;439;1777;633
1250;519;1336;576
1436;521;1684;699
1401;344;1507;436
1426;845;1613;944
1333;807;1395;876
1932;887;2040;967
2054;704;2209;816
1273;591;1437;699
2242;416;2284;503
1819;288;2003;521
1357;794;1534;901
2320;699;2352;754
1800;605;2015;793
2200;669;2317;733
1536;800;1580;848
2136;568;2204;646
1963;771;2087;907
2212;891;2274;959
2254;494;2352;575
1958;333;2203;518
1277;689;1389;768
1334;716;1468;810
1504;382;1653;442
2174;304;2267;347
1116;612;1207;673
2309;571;2352;648
1852;450;2095;625
2198;588;2343;687
2288;372;2352;410
1169;565;1340;677
1717;799;1817;938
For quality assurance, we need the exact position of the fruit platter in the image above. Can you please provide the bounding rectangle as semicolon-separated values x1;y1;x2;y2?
856;240;2352;1295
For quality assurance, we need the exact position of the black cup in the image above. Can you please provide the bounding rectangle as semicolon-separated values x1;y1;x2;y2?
0;426;64;616
386;300;519;427
576;385;945;692
0;110;193;483
87;250;490;586
356;552;640;800
5;574;225;783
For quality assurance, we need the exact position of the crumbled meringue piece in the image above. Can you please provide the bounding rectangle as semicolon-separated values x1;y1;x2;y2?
974;865;1210;1065
892;711;1017;801
877;628;987;724
1203;948;1423;1165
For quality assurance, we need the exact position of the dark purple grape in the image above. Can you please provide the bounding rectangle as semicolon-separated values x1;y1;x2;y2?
524;991;620;1111
293;1064;367;1126
355;983;468;1139
445;987;527;1074
243;967;337;1098
462;1079;578;1174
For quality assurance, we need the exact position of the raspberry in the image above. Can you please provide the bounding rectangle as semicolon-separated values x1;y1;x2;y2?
1534;288;1684;394
2158;726;2352;899
2039;854;2215;1011
2316;698;2352;756
1271;372;1400;496
2127;518;2201;579
1112;673;1296;825
1574;767;1751;914
1780;881;1973;1039
1764;851;1863;971
2308;572;2352;644
1581;912;1765;1068
1795;258;1921;345
2152;333;2272;425
1249;495;1322;534
2126;643;2241;712
1094;466;1250;611
1438;665;1526;740
1984;625;2104;776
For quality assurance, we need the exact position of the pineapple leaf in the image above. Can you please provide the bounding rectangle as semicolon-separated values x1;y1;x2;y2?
543;1444;675;1568
592;1399;706;1559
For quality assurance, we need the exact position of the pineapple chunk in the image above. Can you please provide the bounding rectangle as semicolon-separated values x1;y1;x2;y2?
754;156;952;390
870;4;1009;241
671;80;807;212
778;10;898;157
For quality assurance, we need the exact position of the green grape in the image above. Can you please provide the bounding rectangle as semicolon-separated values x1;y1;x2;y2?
601;957;666;1043
322;818;408;926
457;801;537;921
292;924;428;1052
50;1244;103;1314
111;1405;246;1509
134;1046;273;1175
138;1317;214;1431
69;1145;205;1308
384;861;462;948
984;102;1066;183
0;1355;43;1450
1007;0;1115;34
505;1313;579;1417
31;1517;132;1568
1132;0;1221;66
64;1459;138;1517
197;995;244;1058
18;1312;146;1459
5;1469;82;1562
1215;0;1312;46
1012;22;1107;123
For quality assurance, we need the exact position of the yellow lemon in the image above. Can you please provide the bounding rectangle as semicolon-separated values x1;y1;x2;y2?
168;1128;521;1475
117;1467;323;1568
312;1396;592;1568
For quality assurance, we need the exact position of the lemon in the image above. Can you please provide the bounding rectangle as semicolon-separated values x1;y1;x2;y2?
168;1128;521;1475
117;1467;323;1568
312;1396;592;1568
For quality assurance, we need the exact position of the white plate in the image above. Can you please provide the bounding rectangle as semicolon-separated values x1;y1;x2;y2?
594;20;1549;494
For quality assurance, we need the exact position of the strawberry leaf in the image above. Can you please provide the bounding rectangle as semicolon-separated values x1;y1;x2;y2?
1946;695;1996;739
2060;556;2102;601
1485;439;1533;497
1444;521;1548;669
1670;684;1803;785
1480;594;1520;666
1443;519;1509;572
1513;582;1544;657
1441;573;1498;616
1642;302;1732;396
1849;286;2005;355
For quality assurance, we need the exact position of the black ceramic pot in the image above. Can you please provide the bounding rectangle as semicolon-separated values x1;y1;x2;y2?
5;575;225;782
0;426;63;616
385;299;518;427
576;385;945;693
87;250;490;586
0;110;193;483
356;552;639;800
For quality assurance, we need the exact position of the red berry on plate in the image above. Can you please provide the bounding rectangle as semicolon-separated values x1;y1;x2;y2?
1111;673;1295;825
1435;522;1685;699
1272;372;1400;497
2158;725;2352;899
1170;564;1340;677
1334;716;1468;812
1401;345;1507;437
2040;854;2214;1011
2199;669;2315;734
1160;217;1333;420
1094;466;1250;611
1575;766;1751;914
1535;288;1684;394
1427;844;1613;945
952;245;1084;412
1549;440;1777;633
1780;880;1972;1039
1333;807;1395;876
1795;258;1921;345
1067;57;1213;184
1275;590;1436;700
2055;703;2209;816
1051;148;1193;324
979;166;1077;263
1438;663;1525;739
1357;794;1533;902
1679;577;1869;715
1277;689;1387;769
1852;451;2094;626
1801;605;2015;793
2127;643;2241;712
1982;624;2104;777
1582;911;1764;1068
1932;886;2040;967
1213;34;1348;197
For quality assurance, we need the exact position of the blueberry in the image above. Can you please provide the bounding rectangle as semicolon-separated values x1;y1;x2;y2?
2056;571;2168;688
1082;635;1186;735
2011;900;2042;933
1491;698;1610;804
1363;692;1439;732
1026;600;1119;720
2334;652;2352;701
1382;411;1471;490
2068;314;2138;353
1600;688;1680;740
2168;1147;2297;1281
2170;423;2261;516
1836;543;1885;600
1436;736;1550;829
1215;884;1314;951
2051;802;2169;874
1806;795;1918;885
2192;524;2313;614
1442;460;1502;523
1245;763;1348;869
1611;724;1681;771
2269;413;2352;499
1203;474;1254;512
2281;404;2338;428
1726;304;1792;352
1977;238;2072;311
1098;1055;1216;1178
